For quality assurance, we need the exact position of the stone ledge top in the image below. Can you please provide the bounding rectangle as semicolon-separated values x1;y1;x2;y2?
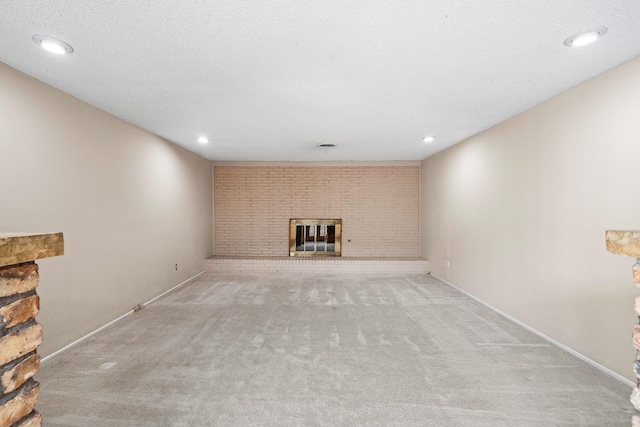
606;230;640;258
0;233;64;268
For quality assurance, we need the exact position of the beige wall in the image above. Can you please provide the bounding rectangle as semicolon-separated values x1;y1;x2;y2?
214;164;419;257
421;56;640;381
0;62;213;357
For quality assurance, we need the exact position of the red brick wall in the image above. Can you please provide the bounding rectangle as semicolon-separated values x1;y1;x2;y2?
214;165;419;257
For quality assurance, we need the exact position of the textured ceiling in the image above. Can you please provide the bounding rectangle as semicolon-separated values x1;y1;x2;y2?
1;1;639;161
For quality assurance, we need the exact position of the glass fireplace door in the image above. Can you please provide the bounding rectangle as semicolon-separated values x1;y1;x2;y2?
289;219;341;256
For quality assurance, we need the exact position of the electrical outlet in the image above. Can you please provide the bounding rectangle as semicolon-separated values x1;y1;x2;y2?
447;260;450;268
175;263;178;271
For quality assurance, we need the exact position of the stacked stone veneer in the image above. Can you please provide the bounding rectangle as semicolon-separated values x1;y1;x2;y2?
214;164;420;257
0;233;63;427
605;230;640;426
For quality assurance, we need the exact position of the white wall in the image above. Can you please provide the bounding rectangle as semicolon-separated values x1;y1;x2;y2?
421;56;640;381
0;62;213;357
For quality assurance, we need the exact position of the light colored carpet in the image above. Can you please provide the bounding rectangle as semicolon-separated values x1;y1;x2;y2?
37;272;634;426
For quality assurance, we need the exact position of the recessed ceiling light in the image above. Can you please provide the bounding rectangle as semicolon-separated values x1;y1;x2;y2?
32;35;74;55
422;136;436;143
197;136;210;144
564;27;607;47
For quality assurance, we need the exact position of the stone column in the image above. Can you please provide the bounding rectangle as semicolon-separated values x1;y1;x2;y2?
0;233;63;427
605;230;640;425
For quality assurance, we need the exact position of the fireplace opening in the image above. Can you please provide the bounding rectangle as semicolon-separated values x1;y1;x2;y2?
289;219;342;256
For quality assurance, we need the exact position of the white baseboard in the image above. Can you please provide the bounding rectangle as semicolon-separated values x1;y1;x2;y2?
432;274;635;389
41;271;205;364
142;271;204;307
